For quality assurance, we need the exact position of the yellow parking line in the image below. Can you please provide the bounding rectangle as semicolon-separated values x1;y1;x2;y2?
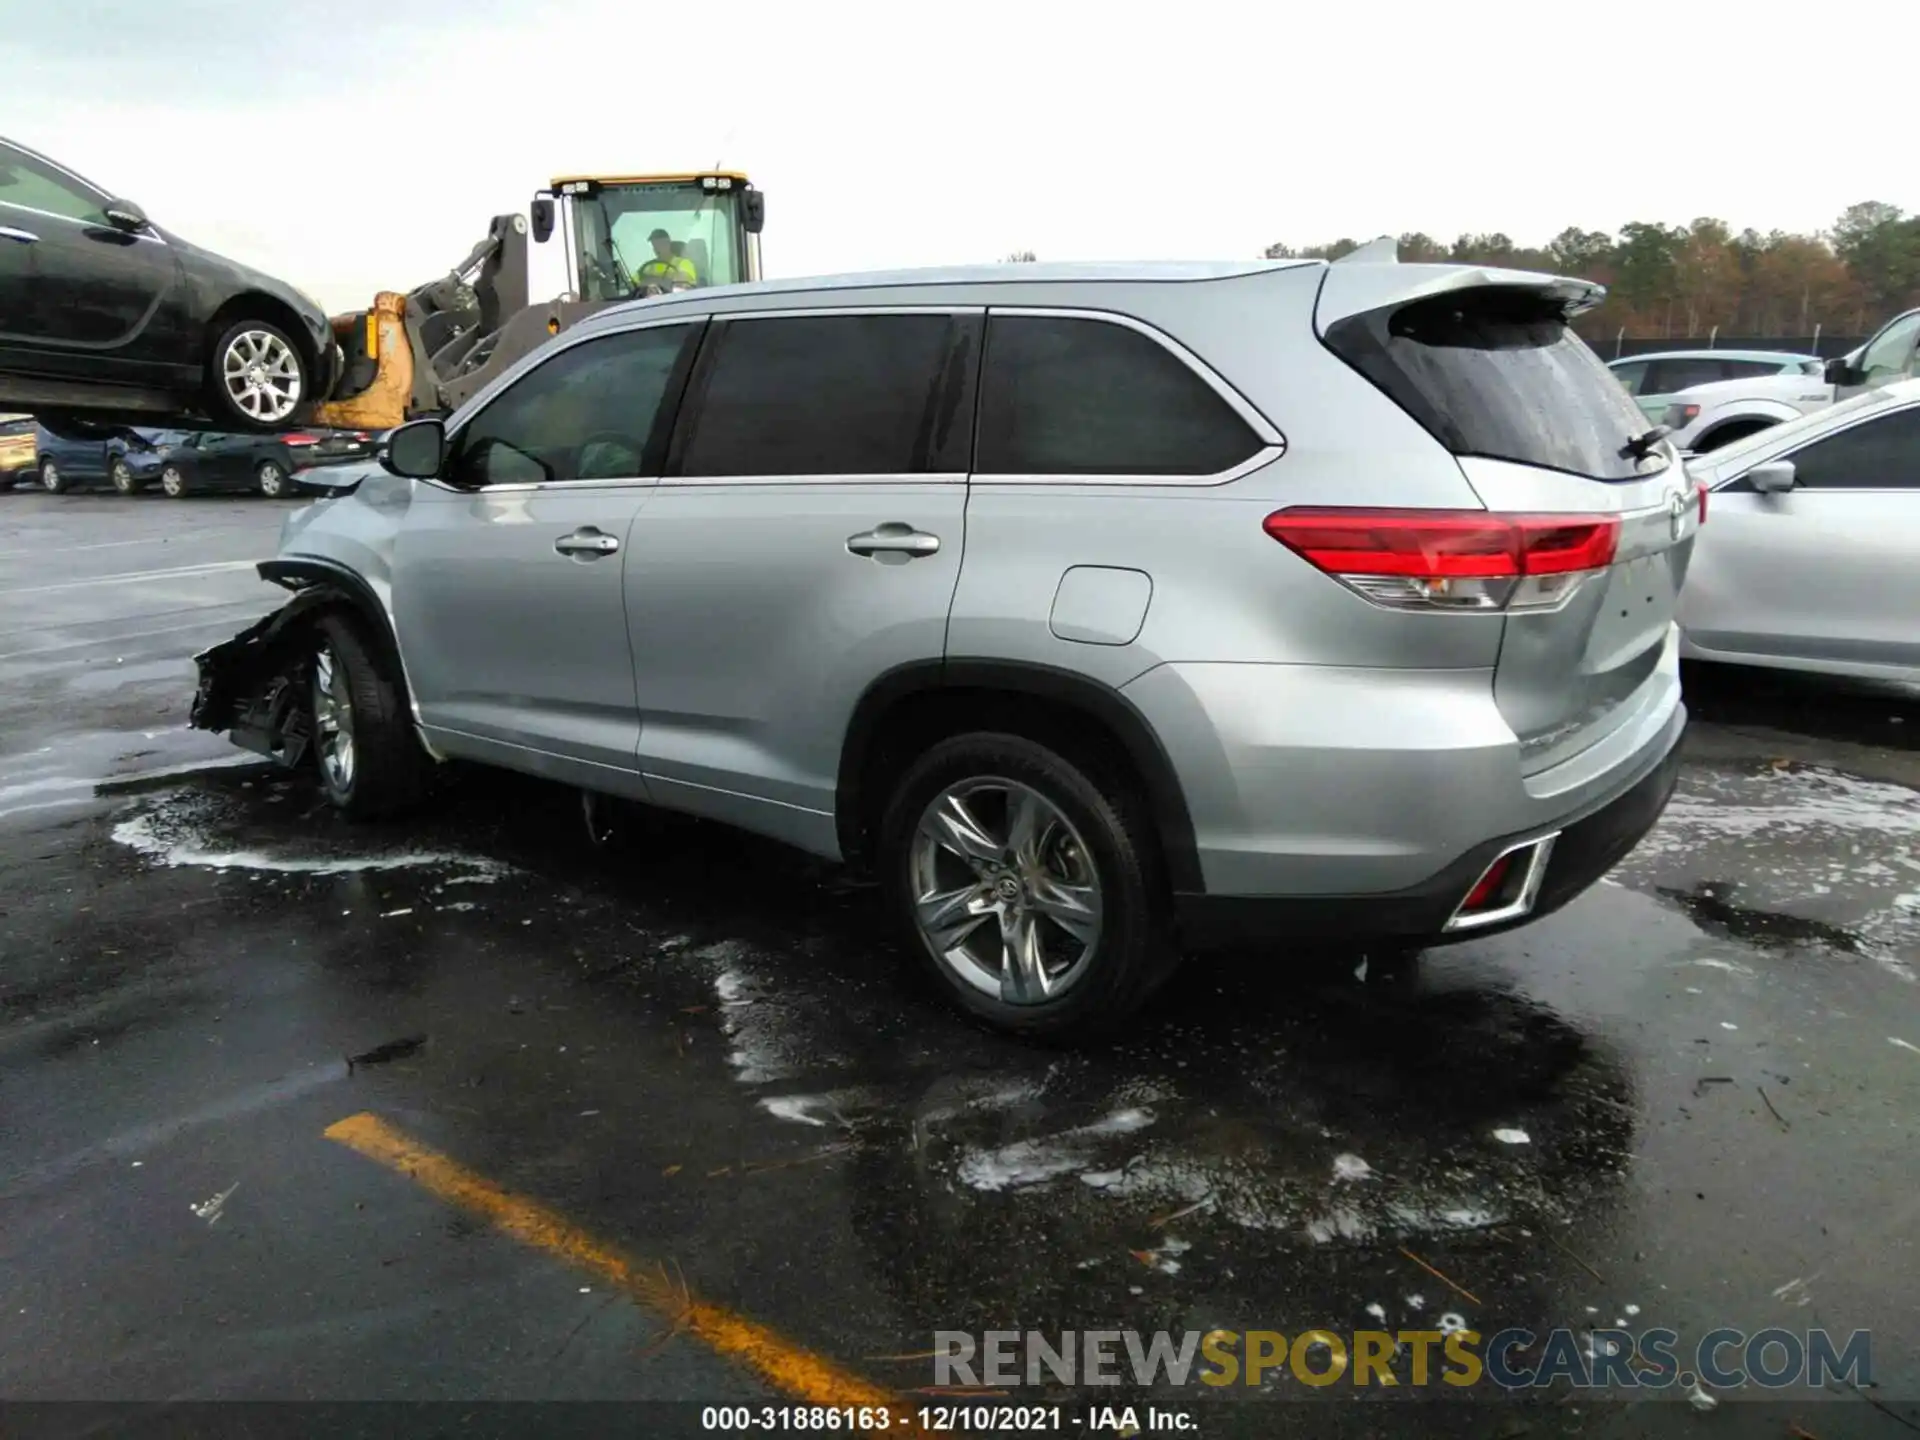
324;1113;912;1418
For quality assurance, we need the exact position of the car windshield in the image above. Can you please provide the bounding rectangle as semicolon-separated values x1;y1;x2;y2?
569;181;746;300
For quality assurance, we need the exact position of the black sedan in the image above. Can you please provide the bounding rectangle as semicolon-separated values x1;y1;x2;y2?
146;427;381;498
0;136;338;433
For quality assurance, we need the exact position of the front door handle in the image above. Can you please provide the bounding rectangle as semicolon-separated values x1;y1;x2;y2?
555;527;620;558
846;523;940;558
0;227;38;245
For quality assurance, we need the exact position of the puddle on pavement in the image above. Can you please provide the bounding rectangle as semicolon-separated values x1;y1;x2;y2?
1611;759;1920;983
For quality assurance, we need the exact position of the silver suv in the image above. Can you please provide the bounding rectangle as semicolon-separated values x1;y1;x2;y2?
192;253;1698;1038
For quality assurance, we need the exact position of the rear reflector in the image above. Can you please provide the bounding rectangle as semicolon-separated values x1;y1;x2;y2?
1445;833;1560;933
1263;508;1620;613
1697;481;1709;524
1461;854;1513;911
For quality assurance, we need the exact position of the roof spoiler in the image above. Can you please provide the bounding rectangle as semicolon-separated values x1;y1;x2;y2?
1315;258;1607;330
1334;236;1399;265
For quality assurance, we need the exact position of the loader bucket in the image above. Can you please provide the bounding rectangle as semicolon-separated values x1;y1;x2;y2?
312;292;414;432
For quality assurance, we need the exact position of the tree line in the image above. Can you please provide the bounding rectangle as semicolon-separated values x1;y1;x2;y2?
1263;202;1920;341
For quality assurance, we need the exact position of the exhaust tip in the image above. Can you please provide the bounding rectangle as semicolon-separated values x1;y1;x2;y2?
1444;833;1560;933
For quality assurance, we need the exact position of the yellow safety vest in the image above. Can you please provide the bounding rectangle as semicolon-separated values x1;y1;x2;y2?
634;255;697;287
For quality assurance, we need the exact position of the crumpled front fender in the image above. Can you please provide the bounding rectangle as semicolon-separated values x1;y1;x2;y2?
190;585;356;764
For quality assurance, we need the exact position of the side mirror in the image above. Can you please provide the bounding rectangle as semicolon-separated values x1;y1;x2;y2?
530;197;555;244
1824;355;1860;387
1747;460;1797;494
103;199;149;232
741;189;766;235
382;418;445;479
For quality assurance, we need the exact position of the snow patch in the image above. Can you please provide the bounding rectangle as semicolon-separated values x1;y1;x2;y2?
1493;1127;1531;1145
1332;1153;1372;1182
113;812;511;880
956;1108;1157;1193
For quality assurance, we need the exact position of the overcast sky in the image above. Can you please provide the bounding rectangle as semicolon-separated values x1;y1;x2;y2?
3;0;1913;312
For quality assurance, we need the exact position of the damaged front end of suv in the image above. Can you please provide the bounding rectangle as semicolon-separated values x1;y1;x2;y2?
188;460;417;799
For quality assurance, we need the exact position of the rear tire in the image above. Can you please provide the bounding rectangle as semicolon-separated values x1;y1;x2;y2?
39;458;67;494
256;459;290;498
877;732;1178;1040
110;456;141;495
159;464;189;498
309;610;431;820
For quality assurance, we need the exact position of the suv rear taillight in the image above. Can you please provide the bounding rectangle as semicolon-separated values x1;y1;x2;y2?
1262;508;1620;613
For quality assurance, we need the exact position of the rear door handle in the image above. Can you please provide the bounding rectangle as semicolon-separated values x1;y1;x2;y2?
0;227;37;244
847;523;940;558
554;527;620;558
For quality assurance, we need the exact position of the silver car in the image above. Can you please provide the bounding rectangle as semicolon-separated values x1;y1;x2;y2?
191;252;1697;1037
1681;377;1920;683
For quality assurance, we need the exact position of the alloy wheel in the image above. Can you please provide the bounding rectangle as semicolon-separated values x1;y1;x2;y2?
160;465;186;498
907;778;1104;1005
222;329;303;424
258;461;286;498
312;646;356;793
40;461;59;493
111;458;135;494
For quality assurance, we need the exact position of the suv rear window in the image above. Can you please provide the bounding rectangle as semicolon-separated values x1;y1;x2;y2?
1324;287;1668;482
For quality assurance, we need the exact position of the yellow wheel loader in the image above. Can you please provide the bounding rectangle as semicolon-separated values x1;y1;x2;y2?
313;170;764;430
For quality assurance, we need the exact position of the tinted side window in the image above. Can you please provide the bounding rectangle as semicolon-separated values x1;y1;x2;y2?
450;323;698;488
1859;313;1920;384
976;316;1260;476
1609;361;1650;395
1643;357;1732;393
0;146;108;224
1719;359;1789;381
1783;406;1920;490
675;314;963;477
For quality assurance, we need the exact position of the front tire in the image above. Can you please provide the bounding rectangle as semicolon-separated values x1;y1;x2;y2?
309;611;430;819
110;456;141;495
209;318;309;431
877;732;1177;1040
39;459;67;494
256;459;290;498
159;464;189;498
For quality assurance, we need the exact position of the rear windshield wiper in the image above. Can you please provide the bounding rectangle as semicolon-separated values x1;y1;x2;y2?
1621;425;1670;462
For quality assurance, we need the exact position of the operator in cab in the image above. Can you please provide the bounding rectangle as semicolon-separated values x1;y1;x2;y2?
633;228;698;291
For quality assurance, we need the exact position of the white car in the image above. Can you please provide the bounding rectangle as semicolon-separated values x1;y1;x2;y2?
1608;349;1831;453
1681;377;1920;683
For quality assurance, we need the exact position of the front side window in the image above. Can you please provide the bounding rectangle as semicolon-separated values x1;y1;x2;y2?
975;315;1262;476
675;314;966;477
448;323;698;488
1858;313;1920;385
1777;405;1920;490
0;145;109;224
1718;358;1790;381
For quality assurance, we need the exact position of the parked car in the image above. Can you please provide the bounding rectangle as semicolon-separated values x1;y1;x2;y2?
1825;308;1920;400
1681;377;1920;683
190;256;1696;1038
1608;349;1831;452
0;136;338;432
0;413;34;485
32;422;171;493
149;427;382;498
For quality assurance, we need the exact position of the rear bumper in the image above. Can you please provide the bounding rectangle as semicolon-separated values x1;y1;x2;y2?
1173;708;1685;950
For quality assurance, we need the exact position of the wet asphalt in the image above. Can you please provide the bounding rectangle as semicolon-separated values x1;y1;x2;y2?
2;485;1918;1436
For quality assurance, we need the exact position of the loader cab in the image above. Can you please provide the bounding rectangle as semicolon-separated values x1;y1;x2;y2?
531;172;764;304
